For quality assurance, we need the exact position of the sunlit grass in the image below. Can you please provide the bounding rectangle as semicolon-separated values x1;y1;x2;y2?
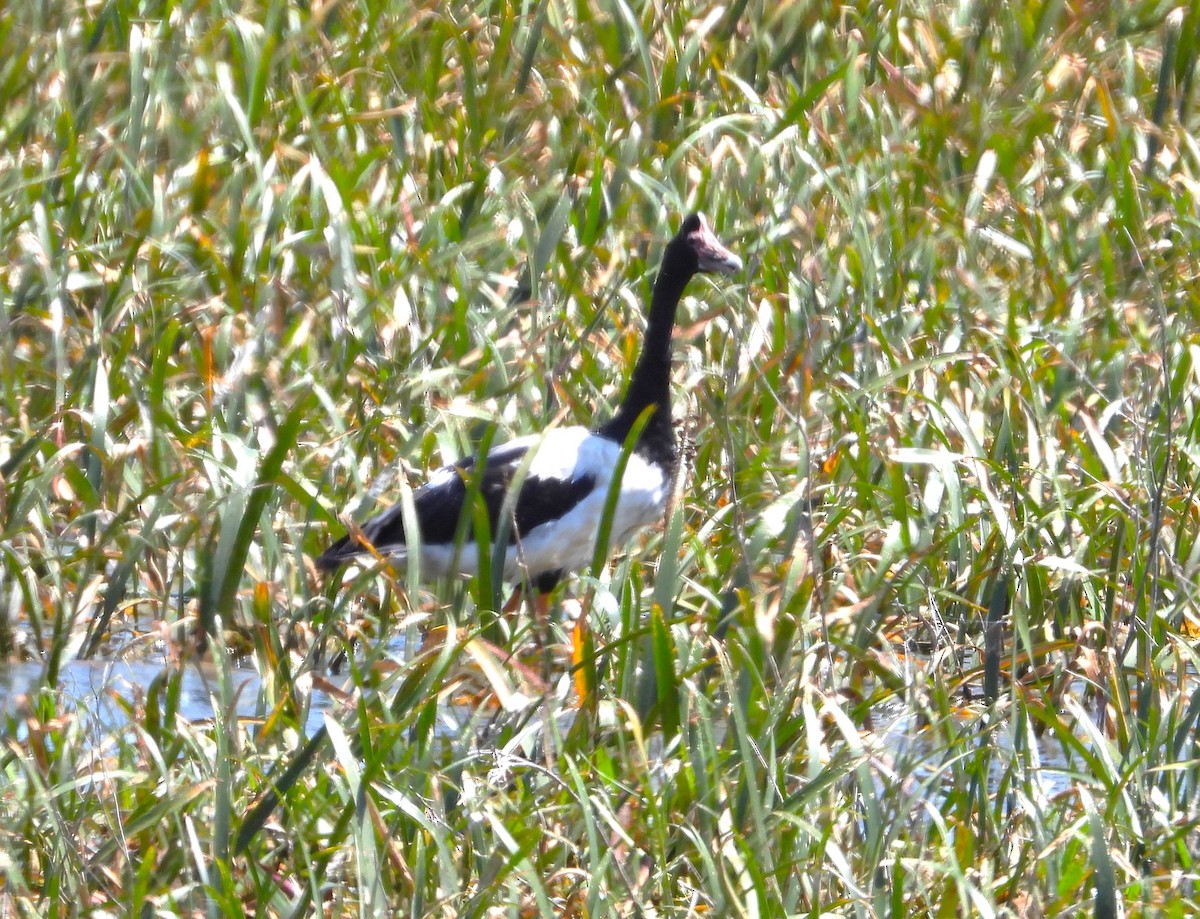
2;0;1200;914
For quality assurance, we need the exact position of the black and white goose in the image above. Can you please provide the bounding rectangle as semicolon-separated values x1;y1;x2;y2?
315;213;741;598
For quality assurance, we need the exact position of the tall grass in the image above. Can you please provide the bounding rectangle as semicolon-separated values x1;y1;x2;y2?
2;0;1200;914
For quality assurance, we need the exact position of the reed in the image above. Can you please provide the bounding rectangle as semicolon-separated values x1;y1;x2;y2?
2;0;1198;914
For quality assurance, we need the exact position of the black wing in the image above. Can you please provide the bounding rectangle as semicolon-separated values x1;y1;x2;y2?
316;439;597;570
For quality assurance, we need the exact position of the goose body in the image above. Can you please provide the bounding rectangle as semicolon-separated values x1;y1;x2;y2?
319;427;670;590
316;213;741;593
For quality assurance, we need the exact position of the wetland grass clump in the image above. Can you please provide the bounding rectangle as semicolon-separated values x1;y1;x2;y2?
3;1;1200;914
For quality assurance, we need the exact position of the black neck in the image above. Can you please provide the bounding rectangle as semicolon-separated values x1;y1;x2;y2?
598;252;692;469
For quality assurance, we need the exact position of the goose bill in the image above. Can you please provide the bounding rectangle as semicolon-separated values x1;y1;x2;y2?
691;214;743;275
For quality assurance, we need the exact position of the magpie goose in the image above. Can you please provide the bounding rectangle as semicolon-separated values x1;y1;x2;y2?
315;213;741;597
